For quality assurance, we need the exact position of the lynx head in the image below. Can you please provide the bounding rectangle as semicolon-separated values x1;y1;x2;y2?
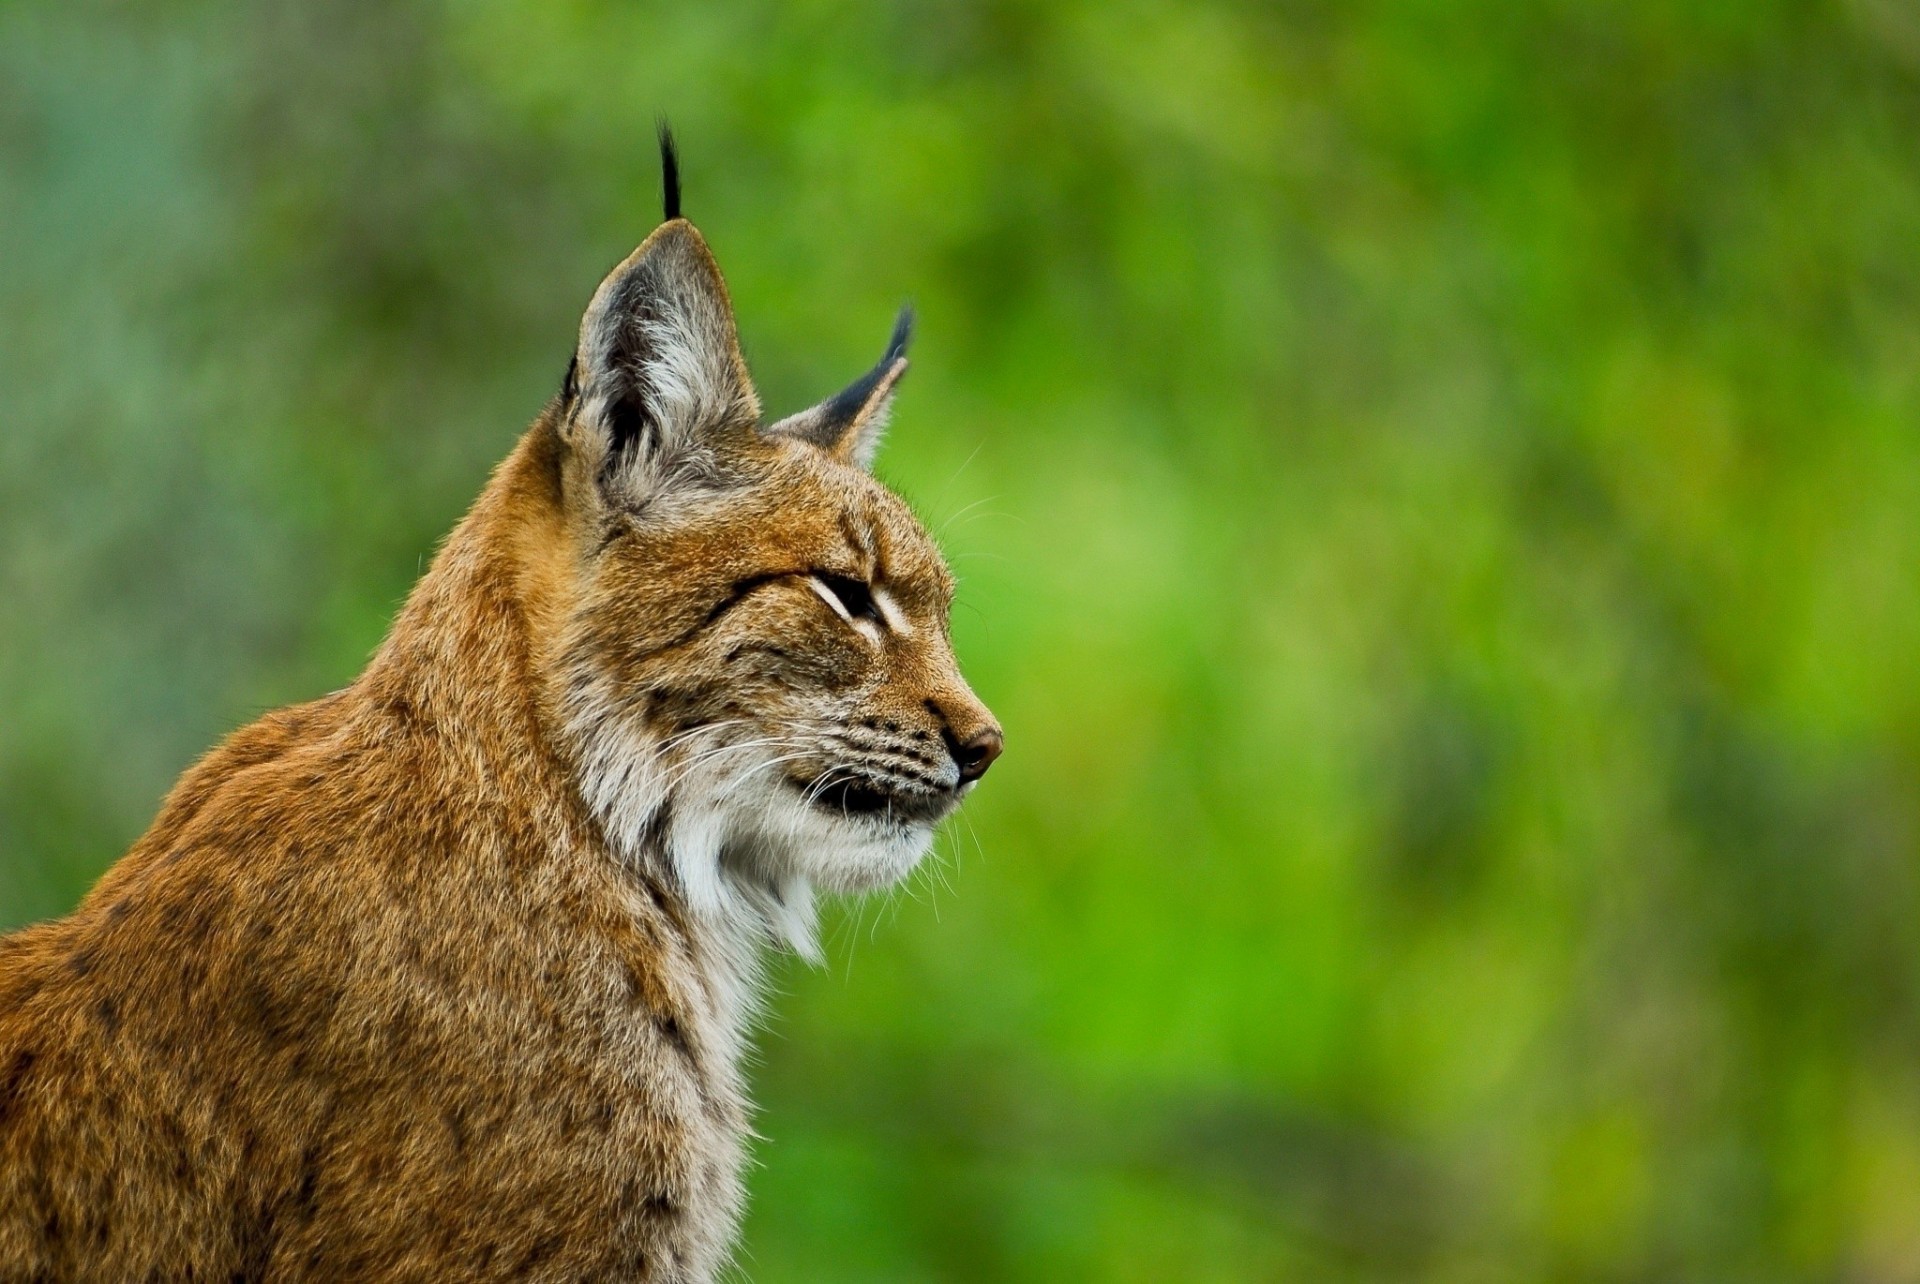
548;129;1000;953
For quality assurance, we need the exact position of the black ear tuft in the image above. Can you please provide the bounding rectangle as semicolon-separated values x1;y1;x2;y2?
762;302;913;468
884;303;913;364
658;119;681;222
820;303;913;426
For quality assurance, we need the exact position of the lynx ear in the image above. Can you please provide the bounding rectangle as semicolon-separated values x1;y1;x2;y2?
561;127;759;502
764;305;912;470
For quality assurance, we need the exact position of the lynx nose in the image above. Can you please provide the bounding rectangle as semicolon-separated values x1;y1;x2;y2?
952;725;1003;784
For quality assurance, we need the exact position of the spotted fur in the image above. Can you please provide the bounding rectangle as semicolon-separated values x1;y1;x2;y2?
0;141;1001;1281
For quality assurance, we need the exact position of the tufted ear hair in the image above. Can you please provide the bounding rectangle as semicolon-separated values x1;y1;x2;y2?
560;126;760;504
764;305;912;470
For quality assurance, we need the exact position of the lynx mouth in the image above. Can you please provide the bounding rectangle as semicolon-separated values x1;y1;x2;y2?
793;773;953;826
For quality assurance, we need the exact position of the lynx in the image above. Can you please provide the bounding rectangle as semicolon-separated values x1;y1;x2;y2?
0;130;1001;1281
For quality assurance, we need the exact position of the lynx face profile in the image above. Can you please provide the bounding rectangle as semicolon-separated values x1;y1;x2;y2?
557;171;1001;953
0;132;999;1282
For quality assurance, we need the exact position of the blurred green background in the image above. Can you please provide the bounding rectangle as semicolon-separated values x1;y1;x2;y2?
5;0;1920;1278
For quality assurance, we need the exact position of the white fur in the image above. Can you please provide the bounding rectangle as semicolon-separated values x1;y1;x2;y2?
563;671;935;983
572;232;760;508
872;586;913;636
806;576;858;627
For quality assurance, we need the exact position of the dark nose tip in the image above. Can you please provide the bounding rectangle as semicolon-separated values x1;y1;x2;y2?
954;725;1003;784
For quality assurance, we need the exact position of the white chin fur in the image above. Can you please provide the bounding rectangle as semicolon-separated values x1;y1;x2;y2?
666;764;935;961
700;760;936;895
570;709;933;962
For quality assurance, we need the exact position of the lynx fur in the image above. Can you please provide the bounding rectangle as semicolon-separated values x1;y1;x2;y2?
0;130;1001;1282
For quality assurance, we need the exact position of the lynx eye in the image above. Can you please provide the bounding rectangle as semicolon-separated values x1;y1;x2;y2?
810;573;882;626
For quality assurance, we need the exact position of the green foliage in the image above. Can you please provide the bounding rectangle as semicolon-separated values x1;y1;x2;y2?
5;0;1920;1276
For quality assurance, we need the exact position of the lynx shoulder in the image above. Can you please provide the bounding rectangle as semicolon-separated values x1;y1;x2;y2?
0;129;1000;1282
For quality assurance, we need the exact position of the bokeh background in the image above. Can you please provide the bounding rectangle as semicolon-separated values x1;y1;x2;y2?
5;0;1920;1278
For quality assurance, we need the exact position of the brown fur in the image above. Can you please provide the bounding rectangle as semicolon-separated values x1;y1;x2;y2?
0;207;999;1280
